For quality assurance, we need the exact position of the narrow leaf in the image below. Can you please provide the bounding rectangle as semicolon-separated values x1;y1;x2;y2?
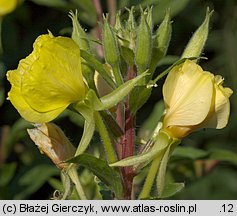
68;154;123;199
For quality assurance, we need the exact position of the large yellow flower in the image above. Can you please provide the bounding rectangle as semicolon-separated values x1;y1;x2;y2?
0;0;18;16
7;32;86;123
162;60;233;139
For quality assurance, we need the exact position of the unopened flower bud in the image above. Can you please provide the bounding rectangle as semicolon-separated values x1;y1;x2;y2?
154;10;172;56
135;11;152;74
27;123;76;169
103;16;123;85
181;8;213;60
162;60;232;139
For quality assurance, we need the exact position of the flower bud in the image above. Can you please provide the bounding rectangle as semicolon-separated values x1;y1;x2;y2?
69;11;90;52
162;60;232;139
0;0;18;16
135;10;152;74
154;10;172;56
103;16;123;85
181;8;213;60
27;123;76;169
7;32;86;123
70;11;95;89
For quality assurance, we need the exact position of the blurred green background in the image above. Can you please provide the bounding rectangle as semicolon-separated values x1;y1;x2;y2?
0;0;236;199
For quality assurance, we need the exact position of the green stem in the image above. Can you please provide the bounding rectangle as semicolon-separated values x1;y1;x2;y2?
94;111;117;163
139;153;163;199
68;165;87;200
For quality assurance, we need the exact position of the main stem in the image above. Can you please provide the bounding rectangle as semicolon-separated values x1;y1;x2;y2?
116;66;136;199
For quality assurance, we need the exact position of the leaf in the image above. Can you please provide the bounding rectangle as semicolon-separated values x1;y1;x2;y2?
159;182;184;198
68;154;123;199
172;146;209;160
209;148;237;166
0;163;17;186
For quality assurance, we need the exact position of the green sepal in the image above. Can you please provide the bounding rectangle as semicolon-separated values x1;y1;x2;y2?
73;104;95;156
67;153;123;199
181;8;213;61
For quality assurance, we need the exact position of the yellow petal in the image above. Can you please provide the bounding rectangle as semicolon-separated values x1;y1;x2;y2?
7;70;66;123
0;0;18;16
163;60;213;126
21;34;85;113
204;75;233;129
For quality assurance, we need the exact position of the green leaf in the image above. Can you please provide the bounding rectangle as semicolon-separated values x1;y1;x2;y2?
159;182;184;198
68;154;123;199
209;148;237;166
0;163;17;186
172;146;209;160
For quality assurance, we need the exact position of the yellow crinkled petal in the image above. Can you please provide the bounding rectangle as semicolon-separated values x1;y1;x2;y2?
163;60;214;126
20;34;85;113
204;75;233;129
7;82;66;123
0;0;18;16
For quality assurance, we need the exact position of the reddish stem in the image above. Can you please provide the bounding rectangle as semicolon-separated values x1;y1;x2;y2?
92;0;104;58
116;66;136;199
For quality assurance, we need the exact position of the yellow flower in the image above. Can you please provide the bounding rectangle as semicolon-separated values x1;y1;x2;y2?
0;0;18;16
27;123;75;169
162;60;233;139
7;32;86;123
